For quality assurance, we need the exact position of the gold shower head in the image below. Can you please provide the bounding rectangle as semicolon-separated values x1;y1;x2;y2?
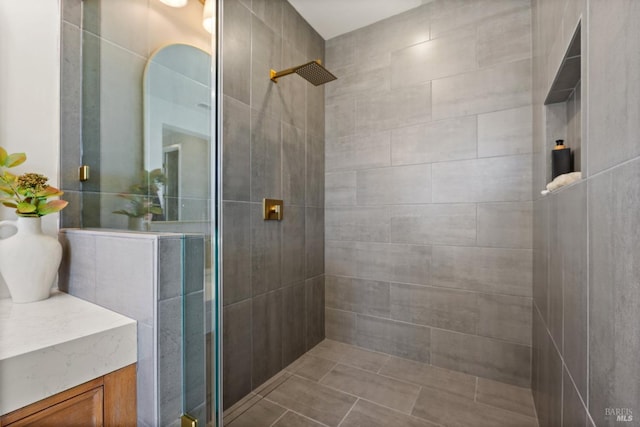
270;60;337;86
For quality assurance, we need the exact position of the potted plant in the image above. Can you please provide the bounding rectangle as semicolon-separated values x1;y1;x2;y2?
113;169;166;231
0;147;68;303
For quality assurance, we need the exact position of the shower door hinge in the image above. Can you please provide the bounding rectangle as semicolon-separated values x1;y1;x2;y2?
181;414;198;427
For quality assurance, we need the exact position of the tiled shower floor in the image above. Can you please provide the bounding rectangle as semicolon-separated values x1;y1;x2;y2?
223;340;539;427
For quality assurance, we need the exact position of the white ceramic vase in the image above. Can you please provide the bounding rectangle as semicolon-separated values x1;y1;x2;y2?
0;217;62;303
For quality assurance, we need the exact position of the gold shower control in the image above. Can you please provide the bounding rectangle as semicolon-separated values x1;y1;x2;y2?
263;198;283;221
79;165;90;182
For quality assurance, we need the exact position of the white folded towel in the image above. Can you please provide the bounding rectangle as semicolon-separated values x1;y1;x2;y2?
541;171;582;195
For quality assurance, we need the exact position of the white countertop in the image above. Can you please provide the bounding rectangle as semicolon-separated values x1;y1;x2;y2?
0;291;137;415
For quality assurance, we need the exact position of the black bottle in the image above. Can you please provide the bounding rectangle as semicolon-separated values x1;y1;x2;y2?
552;139;571;179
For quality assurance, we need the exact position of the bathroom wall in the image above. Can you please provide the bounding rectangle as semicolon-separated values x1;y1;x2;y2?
221;0;325;409
531;1;640;426
0;0;61;298
324;0;533;387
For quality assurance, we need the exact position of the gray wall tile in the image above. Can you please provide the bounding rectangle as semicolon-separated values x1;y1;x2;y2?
158;297;182;426
223;96;251;201
305;276;325;350
325;172;356;206
390;283;477;334
326;275;390;318
391;28;477;88
326;132;390;173
282;283;306;366
391;116;477;166
223;300;252;409
432;59;531;121
306;133;325;207
430;0;527;38
223;202;251;305
282;205;305;286
282;124;306;205
356;84;431;133
477;293;532;345
252;290;283;387
252;0;283;36
325;308;357;344
325;54;391;106
356;314;431;363
477;105;533;158
61;22;82;192
432;245;532;296
251;15;282;70
58;232;97;302
326;206;390;243
158;237;182;300
251;203;282;296
222;0;251;104
390;203;476;246
588;159;640;424
357;164;432;205
305;208;324;279
563;369;587;427
251;110;282;202
477;6;532;68
477;202;533;249
326;97;356;139
431;329;531;387
432;155;532;203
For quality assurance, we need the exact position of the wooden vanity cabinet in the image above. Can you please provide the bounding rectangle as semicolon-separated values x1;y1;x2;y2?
0;364;136;427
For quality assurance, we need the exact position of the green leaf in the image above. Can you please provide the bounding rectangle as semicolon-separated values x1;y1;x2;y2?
37;199;68;215
113;209;136;217
0;147;7;166
149;206;163;215
5;153;26;168
1;201;17;208
17;202;37;213
36;186;64;198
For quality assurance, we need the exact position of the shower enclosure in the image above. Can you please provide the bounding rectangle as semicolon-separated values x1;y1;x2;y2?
59;0;222;425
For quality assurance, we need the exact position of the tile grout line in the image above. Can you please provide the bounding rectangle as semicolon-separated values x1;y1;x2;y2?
474;376;479;402
336;398;359;427
263;396;332;427
316;361;339;383
269;410;289;427
408;385;422;415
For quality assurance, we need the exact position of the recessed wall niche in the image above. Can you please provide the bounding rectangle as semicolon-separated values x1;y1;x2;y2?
544;23;582;183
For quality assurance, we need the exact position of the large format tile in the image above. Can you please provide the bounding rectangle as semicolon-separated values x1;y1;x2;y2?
223;202;251;305
326;132;391;172
588;159;640;425
559;181;588;397
285;353;335;382
356;84;431;134
562;369;587;427
390;204;476;246
325;308;357;344
325;241;431;286
391;116;477;166
282;206;305;286
356;164;432;205
325;54;391;105
379;357;476;400
282;124;306;205
431;329;531;387
431;245;532;296
267;376;357;427
306;134;325;207
308;339;389;373
251;203;282;296
477;6;532;68
341;400;438;427
326;97;356;139
432;155;532;203
251;110;282;202
325;275;390;317
273;411;325;427
432;59;531;121
325;172;356;207
305;276;325;350
477;202;533;249
588;0;640;174
227;398;286;427
476;293;532;345
222;96;251;201
412;386;538;427
222;0;251;104
252;290;283;388
391;27;477;88
390;283;477;335
477;105;533;158
282;283;306;367
320;364;421;413
430;0;527;38
326;206;390;243
476;378;537;418
223;300;252;409
356;314;431;363
305;208;324;279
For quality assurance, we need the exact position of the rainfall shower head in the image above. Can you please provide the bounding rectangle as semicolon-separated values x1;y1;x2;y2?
270;60;337;86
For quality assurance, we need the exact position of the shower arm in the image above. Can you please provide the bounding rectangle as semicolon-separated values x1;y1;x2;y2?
270;59;322;83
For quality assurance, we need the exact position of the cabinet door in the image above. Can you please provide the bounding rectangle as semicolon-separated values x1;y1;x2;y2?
5;387;103;427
